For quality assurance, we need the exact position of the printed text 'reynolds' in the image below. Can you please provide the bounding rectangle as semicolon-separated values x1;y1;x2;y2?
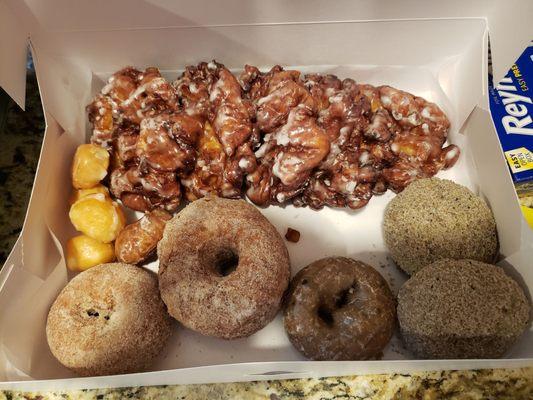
497;68;532;136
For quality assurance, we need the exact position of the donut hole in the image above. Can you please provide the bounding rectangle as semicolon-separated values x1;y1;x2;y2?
86;309;99;317
199;240;240;277
317;304;334;327
317;284;356;327
335;287;352;309
86;308;111;321
214;248;239;277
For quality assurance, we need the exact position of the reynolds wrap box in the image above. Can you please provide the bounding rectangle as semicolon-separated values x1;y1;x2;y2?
490;43;533;227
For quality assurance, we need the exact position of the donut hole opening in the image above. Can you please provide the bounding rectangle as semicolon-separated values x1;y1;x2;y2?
86;309;99;317
317;284;356;327
198;239;240;277
317;305;334;327
334;286;353;309
86;308;111;320
215;249;239;277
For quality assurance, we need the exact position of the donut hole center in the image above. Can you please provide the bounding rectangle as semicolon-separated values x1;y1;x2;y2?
317;305;334;327
86;308;111;321
86;309;99;317
317;284;356;327
214;248;239;277
199;239;240;278
335;287;352;309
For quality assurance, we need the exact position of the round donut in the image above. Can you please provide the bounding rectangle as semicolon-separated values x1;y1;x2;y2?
383;178;498;275
398;259;530;359
46;263;173;376
284;257;395;360
158;197;290;339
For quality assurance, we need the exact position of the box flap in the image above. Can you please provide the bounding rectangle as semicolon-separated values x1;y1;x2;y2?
463;106;523;255
1;2;532;383
0;0;503;31
5;1;531;96
488;0;533;83
0;0;28;109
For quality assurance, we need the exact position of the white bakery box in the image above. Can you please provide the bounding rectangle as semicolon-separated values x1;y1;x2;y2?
0;0;532;392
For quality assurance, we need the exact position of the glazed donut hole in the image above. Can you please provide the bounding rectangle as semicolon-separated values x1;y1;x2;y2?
198;238;240;278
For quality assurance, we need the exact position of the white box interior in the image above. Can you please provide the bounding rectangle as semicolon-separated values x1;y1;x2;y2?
0;6;532;391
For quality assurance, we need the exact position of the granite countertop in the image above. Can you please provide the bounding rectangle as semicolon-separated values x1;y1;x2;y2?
1;63;532;400
1;368;532;399
0;71;44;264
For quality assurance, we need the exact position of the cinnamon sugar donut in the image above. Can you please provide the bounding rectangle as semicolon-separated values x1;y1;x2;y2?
284;257;395;360
46;263;173;376
158;197;290;339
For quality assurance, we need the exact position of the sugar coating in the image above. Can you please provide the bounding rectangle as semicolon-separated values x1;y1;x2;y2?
397;259;530;359
157;197;290;339
46;263;173;376
383;178;498;275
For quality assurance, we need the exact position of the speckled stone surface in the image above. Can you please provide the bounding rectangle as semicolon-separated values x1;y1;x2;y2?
0;72;45;264
1;368;532;399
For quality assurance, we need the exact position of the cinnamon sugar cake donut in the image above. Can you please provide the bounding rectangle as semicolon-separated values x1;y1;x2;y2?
46;263;173;376
158;197;290;339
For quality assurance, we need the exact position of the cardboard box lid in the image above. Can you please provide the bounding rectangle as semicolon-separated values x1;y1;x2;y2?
0;0;28;109
0;1;532;385
0;0;532;109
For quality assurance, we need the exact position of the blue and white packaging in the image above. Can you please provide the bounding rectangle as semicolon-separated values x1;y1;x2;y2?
489;43;533;227
489;42;533;183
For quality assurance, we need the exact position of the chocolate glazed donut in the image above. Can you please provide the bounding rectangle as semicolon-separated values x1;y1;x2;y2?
158;197;290;339
284;257;395;360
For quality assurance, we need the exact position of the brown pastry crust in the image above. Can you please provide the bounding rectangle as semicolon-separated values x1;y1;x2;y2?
284;257;395;360
383;178;499;275
398;259;530;359
46;263;173;376
158;197;290;339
